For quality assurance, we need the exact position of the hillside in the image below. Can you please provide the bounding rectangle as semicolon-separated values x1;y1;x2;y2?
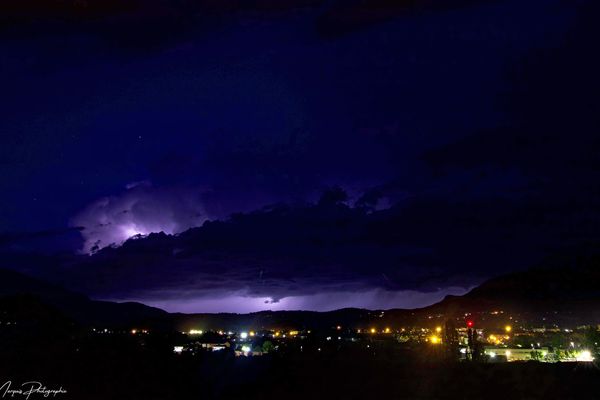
0;268;167;328
2;261;600;332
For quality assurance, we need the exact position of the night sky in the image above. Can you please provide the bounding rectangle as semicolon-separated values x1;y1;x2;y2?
1;0;599;312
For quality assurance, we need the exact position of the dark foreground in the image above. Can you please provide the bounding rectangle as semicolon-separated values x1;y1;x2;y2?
2;344;599;400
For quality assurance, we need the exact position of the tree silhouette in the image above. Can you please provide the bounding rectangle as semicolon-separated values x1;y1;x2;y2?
443;319;459;361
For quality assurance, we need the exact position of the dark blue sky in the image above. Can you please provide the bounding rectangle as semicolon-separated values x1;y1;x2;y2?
1;0;599;311
2;0;576;232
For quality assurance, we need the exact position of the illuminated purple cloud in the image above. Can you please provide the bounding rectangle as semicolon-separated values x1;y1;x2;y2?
57;199;497;312
71;181;209;253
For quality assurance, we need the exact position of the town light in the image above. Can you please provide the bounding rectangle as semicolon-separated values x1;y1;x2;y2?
240;332;248;339
467;321;474;328
488;334;501;345
370;328;376;334
577;350;594;362
430;335;440;344
505;325;512;333
435;326;442;333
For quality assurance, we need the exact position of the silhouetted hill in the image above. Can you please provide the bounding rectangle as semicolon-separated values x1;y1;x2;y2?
419;251;600;327
429;264;600;311
172;262;600;330
3;258;600;332
0;294;73;328
169;307;399;332
0;268;167;328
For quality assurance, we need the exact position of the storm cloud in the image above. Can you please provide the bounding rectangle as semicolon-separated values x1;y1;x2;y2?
46;195;550;311
71;181;209;253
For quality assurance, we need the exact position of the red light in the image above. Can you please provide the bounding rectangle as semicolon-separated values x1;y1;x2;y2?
467;321;474;328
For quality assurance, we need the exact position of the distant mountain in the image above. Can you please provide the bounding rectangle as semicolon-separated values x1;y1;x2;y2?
419;258;600;328
171;263;600;331
168;308;393;332
2;258;600;333
0;268;167;328
432;263;600;311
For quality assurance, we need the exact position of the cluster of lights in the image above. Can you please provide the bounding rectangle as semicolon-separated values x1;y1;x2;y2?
488;334;501;345
189;329;306;338
93;328;111;334
362;327;396;334
184;329;313;338
176;324;594;364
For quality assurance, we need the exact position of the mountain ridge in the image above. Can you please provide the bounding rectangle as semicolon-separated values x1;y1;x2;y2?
2;260;600;331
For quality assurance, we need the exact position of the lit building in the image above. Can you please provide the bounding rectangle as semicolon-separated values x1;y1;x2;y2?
484;347;550;362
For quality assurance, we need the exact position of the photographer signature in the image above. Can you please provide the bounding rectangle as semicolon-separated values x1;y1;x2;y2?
0;381;67;399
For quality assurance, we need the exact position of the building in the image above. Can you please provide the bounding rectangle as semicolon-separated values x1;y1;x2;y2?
484;347;550;362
